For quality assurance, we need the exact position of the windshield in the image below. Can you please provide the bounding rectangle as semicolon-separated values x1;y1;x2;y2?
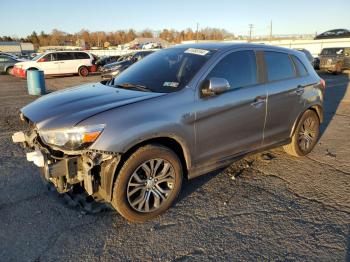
321;48;344;55
118;54;132;61
32;53;44;61
111;47;216;93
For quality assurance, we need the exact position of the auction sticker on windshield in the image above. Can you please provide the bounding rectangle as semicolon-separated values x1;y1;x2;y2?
163;81;179;88
184;48;210;56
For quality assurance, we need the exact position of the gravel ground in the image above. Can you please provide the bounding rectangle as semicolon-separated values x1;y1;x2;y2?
0;72;349;261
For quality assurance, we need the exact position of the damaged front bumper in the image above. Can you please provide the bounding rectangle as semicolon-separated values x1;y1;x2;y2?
12;127;120;201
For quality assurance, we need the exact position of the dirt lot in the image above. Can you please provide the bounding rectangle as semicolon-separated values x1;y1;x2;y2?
0;73;349;261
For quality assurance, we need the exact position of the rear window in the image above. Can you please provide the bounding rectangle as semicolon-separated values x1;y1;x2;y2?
264;51;296;82
291;55;308;77
57;52;75;61
75;52;90;59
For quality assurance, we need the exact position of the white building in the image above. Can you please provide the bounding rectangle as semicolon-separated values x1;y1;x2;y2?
0;42;34;55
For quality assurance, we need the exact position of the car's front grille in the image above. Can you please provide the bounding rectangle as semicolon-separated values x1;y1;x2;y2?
320;59;334;67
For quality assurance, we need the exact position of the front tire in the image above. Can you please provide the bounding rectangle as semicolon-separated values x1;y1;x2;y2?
6;67;13;75
112;145;183;222
284;110;320;157
78;66;89;77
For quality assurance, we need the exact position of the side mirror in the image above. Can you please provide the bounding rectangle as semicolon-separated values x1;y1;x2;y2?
201;77;231;97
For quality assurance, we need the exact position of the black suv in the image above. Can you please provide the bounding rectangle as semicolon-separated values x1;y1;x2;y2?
319;47;350;74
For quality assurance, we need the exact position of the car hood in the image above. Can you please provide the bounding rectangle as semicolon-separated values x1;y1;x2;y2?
21;82;166;130
103;60;130;69
15;61;34;67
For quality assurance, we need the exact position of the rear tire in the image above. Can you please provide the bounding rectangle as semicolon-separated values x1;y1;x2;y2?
112;145;183;223
78;66;89;77
284;110;320;157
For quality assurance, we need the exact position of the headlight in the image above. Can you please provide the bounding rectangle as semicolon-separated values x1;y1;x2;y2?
110;65;121;71
111;70;120;76
39;124;105;150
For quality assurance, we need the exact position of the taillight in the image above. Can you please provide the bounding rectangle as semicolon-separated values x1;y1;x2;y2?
320;78;326;89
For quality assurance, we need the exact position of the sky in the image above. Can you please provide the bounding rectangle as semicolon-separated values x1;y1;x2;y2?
0;0;349;37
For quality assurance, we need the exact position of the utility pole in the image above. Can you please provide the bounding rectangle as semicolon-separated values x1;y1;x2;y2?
248;24;254;42
196;22;199;43
269;20;273;41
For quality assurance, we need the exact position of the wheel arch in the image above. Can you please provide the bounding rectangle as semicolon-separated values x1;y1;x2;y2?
5;65;14;71
77;64;88;71
103;136;191;202
290;104;323;137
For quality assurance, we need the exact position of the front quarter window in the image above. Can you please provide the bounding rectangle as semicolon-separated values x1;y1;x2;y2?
112;48;216;93
206;50;257;89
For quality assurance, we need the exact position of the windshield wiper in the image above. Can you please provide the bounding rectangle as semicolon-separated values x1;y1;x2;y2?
115;82;151;92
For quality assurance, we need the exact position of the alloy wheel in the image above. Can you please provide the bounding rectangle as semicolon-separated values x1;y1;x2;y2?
298;117;317;152
127;158;176;213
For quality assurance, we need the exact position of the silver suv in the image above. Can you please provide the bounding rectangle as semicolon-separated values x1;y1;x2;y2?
13;43;325;222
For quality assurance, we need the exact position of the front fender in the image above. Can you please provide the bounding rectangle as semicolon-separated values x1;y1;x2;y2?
78;91;195;168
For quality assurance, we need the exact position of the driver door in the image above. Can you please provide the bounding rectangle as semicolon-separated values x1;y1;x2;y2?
194;50;267;166
37;53;59;74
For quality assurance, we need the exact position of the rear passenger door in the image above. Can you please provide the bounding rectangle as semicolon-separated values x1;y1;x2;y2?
194;50;267;165
56;52;75;74
262;51;306;145
74;52;92;69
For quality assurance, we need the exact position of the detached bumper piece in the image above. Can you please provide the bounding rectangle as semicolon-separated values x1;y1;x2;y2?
12;129;120;198
12;66;26;78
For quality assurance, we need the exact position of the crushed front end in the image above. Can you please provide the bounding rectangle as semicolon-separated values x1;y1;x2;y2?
12;114;120;200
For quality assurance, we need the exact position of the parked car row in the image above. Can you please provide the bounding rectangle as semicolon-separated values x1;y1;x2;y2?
100;51;154;79
1;50;157;78
129;42;163;50
3;45;349;78
95;55;121;71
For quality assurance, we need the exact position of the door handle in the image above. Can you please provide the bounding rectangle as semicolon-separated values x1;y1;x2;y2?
289;85;305;96
250;96;266;107
295;85;304;95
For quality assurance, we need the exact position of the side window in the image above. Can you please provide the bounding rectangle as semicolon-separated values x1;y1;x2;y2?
207;50;257;89
75;52;90;59
57;52;74;61
42;53;56;62
264;51;296;81
291;55;308;77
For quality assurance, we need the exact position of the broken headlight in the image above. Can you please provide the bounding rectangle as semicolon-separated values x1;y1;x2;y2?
39;124;105;150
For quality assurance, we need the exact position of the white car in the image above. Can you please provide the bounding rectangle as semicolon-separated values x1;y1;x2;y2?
13;51;96;77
